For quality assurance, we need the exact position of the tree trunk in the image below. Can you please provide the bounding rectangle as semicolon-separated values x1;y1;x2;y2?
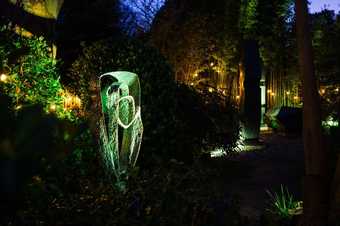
242;39;262;141
329;154;340;224
295;0;330;225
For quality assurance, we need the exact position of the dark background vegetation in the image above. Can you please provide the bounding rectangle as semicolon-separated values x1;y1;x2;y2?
0;0;340;225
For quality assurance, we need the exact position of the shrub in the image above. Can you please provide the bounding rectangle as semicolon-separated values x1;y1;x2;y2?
175;84;241;159
0;24;78;121
68;37;240;166
0;92;79;214
266;185;302;219
68;37;177;164
16;160;244;226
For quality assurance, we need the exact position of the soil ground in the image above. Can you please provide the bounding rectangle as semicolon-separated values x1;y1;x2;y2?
213;132;304;220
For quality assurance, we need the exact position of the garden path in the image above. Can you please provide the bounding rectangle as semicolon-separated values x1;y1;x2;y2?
217;133;304;220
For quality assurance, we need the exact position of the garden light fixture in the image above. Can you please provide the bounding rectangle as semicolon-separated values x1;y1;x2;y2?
0;73;8;82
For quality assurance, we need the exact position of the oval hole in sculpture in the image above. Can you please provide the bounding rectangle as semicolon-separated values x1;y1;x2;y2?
117;95;137;129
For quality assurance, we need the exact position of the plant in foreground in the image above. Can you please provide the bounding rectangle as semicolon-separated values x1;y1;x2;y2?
266;185;303;219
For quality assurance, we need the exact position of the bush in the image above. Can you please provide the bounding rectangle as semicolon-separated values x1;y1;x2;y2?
14;160;244;226
68;37;240;166
0;92;73;163
0;24;77;121
175;84;241;158
68;37;177;164
0;92;80;217
0;91;99;222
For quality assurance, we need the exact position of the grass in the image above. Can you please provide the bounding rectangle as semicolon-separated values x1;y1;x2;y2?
266;184;302;219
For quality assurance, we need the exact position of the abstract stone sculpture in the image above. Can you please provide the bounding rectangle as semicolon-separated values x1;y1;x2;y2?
99;71;143;190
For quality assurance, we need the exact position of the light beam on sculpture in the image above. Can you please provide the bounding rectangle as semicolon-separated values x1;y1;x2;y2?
99;71;143;190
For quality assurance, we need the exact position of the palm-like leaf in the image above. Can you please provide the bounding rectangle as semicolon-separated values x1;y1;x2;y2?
266;184;302;219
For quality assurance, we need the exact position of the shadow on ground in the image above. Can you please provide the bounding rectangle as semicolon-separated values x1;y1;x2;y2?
210;133;304;219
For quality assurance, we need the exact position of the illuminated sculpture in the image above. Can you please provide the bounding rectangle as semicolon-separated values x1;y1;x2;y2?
99;72;143;190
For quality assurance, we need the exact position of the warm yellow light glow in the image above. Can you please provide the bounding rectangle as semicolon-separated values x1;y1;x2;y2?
49;104;56;111
286;91;290;95
320;89;325;94
210;62;214;67
190;82;194;86
62;92;82;110
267;89;271;93
193;73;198;77
271;93;275;97
15;105;22;110
294;96;298;100
335;88;339;92
0;74;8;82
14;25;33;38
208;87;213;92
236;95;240;99
9;0;64;19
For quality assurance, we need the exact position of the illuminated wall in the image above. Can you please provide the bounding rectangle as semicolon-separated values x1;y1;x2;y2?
6;0;64;57
9;0;64;19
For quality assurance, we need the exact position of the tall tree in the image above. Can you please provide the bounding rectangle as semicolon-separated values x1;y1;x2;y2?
295;0;329;225
150;0;241;86
239;0;262;141
257;0;298;109
311;9;339;84
241;39;262;140
123;0;164;32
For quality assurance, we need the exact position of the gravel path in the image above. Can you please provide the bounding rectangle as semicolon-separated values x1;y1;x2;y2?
223;133;304;219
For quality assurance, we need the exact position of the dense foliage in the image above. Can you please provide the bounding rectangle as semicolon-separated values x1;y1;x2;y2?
150;0;241;87
176;84;241;156
2;1;340;225
311;10;340;84
0;92;241;226
311;10;340;122
0;24;77;121
68;37;176;163
68;37;240;165
9;157;246;226
0;91;96;223
0;92;240;226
